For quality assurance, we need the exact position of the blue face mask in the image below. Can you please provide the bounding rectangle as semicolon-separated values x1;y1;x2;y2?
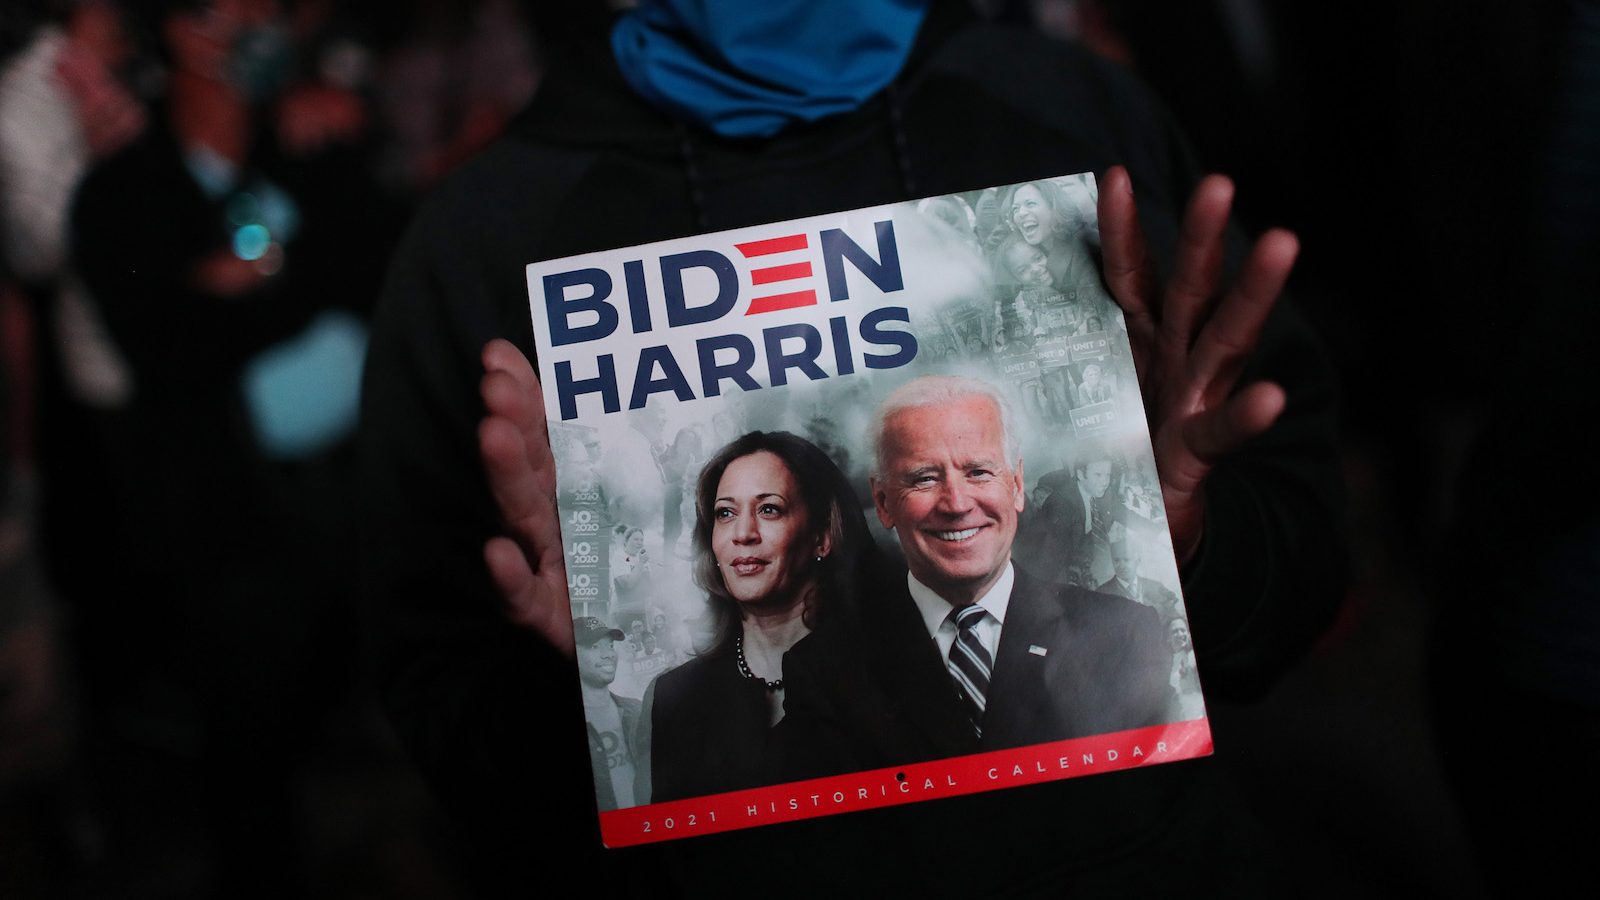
611;0;930;139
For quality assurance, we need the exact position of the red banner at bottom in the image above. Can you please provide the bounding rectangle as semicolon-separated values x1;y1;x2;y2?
599;717;1211;848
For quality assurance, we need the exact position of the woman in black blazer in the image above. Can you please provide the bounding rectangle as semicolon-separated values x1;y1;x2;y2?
642;430;877;803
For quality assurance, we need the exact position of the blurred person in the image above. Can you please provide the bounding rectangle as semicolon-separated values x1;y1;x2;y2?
918;192;979;252
1099;538;1179;616
1000;177;1096;293
574;617;644;812
1077;361;1111;403
1166;615;1203;719
972;186;1010;254
61;0;399;892
993;234;1051;339
1034;453;1118;585
366;1;1343;894
0;1;144;288
599;403;671;535
369;0;538;192
610;526;656;612
2;0;145;624
659;419;704;553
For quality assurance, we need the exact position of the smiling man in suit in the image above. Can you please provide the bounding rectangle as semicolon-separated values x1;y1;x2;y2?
780;375;1173;775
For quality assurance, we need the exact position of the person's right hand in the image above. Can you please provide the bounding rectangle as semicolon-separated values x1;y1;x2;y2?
1097;166;1298;567
479;339;574;658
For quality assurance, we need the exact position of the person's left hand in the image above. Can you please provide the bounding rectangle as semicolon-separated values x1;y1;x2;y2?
1097;166;1299;566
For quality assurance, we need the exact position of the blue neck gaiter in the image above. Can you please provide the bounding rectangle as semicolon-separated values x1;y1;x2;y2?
611;0;930;139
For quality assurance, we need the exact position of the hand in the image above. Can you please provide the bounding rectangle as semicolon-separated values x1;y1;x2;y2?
1098;166;1298;565
479;340;574;658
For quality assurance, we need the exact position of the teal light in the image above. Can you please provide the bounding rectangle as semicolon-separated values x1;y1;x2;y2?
233;224;271;261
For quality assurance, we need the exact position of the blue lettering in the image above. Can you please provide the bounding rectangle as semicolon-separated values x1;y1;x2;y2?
544;268;617;347
555;355;619;421
663;250;738;327
697;333;761;397
763;323;828;387
821;220;903;302
628;346;695;409
623;259;652;334
860;306;917;369
828;316;856;375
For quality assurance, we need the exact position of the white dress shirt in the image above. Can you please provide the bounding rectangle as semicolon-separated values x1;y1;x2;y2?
908;561;1016;663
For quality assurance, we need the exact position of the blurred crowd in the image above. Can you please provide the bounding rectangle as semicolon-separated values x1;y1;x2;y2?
0;1;541;895
0;0;1591;897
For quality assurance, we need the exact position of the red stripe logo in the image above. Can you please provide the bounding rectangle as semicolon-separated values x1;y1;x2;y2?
737;233;817;315
751;261;813;285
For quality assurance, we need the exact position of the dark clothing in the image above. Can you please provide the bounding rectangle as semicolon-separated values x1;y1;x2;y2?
67;113;394;571
60;110;397;897
1098;575;1181;616
587;692;645;812
642;644;778;803
361;10;1342;897
781;566;1173;779
1036;482;1096;582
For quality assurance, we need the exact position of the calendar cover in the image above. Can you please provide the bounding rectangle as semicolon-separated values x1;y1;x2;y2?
525;173;1210;847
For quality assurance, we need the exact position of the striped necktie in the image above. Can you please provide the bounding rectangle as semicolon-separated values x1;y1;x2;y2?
947;604;992;738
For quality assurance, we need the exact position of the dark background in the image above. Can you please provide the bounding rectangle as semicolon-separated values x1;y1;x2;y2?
3;0;1590;895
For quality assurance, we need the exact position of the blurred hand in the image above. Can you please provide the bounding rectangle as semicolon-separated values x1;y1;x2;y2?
1098;166;1298;565
275;83;364;157
54;42;145;159
479;339;574;658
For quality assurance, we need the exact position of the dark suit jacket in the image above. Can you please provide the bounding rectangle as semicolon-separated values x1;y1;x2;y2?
780;564;1174;780
1031;485;1094;584
1098;576;1181;617
586;693;644;811
642;644;778;803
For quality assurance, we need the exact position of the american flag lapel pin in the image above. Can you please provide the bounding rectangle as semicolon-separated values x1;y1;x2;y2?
1028;645;1048;657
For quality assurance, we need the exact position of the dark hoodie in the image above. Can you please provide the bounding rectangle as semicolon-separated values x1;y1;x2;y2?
360;8;1342;897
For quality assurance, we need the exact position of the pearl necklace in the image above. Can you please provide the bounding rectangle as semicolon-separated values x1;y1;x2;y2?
734;634;783;691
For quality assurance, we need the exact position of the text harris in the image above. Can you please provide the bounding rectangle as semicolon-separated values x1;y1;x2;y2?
536;220;919;421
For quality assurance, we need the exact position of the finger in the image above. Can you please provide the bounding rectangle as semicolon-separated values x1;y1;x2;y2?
485;536;574;658
479;415;558;551
1181;381;1286;471
1098;166;1159;338
1162;175;1234;348
481;370;555;498
480;343;555;497
1191;229;1298;407
483;338;539;396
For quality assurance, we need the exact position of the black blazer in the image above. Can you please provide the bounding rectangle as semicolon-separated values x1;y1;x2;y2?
642;643;780;803
779;565;1174;780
